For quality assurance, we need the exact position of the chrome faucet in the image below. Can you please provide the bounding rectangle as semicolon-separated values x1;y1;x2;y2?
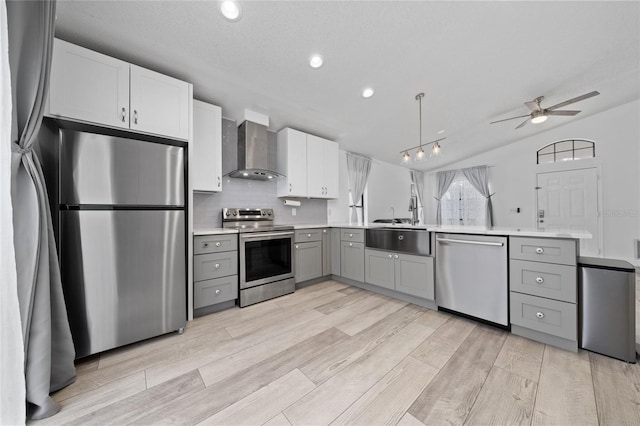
409;196;419;226
390;207;395;225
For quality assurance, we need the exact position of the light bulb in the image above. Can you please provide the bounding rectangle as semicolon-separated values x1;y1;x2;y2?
414;147;426;161
531;114;548;124
431;142;441;156
219;0;242;21
401;151;411;164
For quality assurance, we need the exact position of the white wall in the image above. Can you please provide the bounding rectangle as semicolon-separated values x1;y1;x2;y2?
425;99;640;260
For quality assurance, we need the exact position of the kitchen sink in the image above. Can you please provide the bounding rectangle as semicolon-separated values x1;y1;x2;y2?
366;228;431;256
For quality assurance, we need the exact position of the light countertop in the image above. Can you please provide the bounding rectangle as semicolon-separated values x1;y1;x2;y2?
194;224;591;239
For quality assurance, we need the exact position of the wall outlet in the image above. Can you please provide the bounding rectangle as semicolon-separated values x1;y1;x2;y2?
292;208;296;216
509;207;521;214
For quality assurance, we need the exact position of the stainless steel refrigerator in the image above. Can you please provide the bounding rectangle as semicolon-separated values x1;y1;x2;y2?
41;124;186;358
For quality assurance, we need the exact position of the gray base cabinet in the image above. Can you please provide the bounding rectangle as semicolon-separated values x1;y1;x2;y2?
193;234;238;314
341;241;365;282
322;228;331;276
365;248;434;300
330;228;341;276
509;236;578;351
295;241;322;283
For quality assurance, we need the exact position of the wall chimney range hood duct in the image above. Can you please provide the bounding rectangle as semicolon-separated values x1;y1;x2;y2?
224;120;283;181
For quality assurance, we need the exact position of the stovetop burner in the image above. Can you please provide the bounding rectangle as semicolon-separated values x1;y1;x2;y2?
221;208;294;233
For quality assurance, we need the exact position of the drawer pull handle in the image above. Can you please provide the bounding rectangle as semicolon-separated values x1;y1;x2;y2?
323;229;327;233
215;289;221;295
349;233;353;237
203;243;209;248
536;312;545;319
535;276;544;284
535;247;544;254
214;263;220;269
295;244;299;249
349;243;353;247
215;242;221;247
394;254;399;259
307;233;311;238
388;254;393;258
121;107;126;122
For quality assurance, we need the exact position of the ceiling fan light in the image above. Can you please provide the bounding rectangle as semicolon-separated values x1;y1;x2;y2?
531;114;548;124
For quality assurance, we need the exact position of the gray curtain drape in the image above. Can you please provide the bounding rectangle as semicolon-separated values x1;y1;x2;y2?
346;152;372;224
410;170;425;224
434;169;457;225
8;0;76;420
461;165;493;227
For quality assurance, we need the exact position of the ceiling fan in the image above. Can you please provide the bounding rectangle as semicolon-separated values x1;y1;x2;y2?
490;90;600;129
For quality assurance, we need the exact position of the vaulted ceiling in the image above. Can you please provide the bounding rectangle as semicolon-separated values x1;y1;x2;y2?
55;1;640;171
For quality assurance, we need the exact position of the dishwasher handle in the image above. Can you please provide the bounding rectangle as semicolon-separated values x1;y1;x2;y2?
436;237;504;247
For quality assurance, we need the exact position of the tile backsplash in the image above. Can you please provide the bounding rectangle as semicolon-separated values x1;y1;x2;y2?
194;178;328;228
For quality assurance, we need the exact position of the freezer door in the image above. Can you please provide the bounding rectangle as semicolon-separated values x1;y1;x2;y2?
60;210;186;358
59;129;184;206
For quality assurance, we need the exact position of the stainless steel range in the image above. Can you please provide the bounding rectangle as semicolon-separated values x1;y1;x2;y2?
222;208;295;307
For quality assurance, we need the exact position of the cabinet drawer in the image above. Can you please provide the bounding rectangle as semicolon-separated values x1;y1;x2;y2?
510;292;576;341
341;228;365;243
194;251;238;281
510;260;577;303
294;229;323;243
194;275;238;309
194;234;237;254
509;237;576;265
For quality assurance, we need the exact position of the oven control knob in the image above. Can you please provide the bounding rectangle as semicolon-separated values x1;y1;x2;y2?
232;211;237;216
267;210;273;216
225;211;231;216
261;211;266;216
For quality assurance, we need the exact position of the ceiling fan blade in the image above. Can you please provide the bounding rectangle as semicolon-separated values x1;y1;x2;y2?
546;110;581;116
515;118;530;129
490;114;531;124
546;91;600;111
525;100;541;112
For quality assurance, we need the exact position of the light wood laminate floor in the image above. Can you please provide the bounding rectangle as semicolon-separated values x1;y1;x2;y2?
35;279;640;426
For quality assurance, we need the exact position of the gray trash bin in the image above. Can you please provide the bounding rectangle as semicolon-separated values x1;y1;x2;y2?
579;256;637;363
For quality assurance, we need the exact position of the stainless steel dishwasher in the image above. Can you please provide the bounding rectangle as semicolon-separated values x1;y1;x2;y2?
435;233;508;326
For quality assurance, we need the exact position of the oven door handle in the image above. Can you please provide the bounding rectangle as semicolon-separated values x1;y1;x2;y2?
240;231;295;240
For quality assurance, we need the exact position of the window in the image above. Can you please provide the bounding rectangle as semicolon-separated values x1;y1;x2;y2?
348;192;365;224
441;174;485;226
537;139;595;164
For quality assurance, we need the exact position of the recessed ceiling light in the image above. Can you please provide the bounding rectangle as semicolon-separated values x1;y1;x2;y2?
309;54;324;69
362;87;374;98
219;0;242;22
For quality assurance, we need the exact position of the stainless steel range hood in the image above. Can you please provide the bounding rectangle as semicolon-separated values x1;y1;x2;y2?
223;120;282;181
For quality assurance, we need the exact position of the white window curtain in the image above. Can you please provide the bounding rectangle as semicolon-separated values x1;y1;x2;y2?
8;0;77;420
410;170;425;224
346;152;371;225
434;169;457;225
0;0;26;424
440;174;486;226
461;165;493;227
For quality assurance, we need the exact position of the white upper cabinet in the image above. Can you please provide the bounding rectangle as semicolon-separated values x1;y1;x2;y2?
277;128;339;199
48;39;191;141
49;39;130;129
192;100;222;192
129;65;190;140
277;128;308;197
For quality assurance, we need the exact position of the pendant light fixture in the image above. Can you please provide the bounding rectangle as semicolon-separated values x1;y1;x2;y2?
399;92;445;164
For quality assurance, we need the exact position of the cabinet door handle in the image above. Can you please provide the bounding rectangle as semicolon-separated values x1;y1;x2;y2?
394;254;399;259
217;176;221;187
536;312;545;319
214;263;220;269
121;107;126;122
295;244;299;249
349;233;353;237
289;184;292;193
535;276;544;284
215;289;221;295
349;243;353;247
203;243;209;248
323;229;327;234
535;247;544;254
215;242;221;247
388;254;393;258
133;110;138;125
307;233;311;238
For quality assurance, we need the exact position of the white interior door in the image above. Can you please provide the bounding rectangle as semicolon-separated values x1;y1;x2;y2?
536;167;600;256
